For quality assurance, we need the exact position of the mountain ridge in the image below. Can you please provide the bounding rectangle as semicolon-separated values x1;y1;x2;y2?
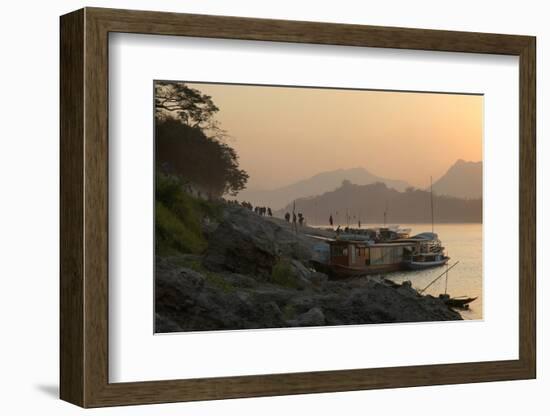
276;181;482;224
431;159;482;199
237;167;410;210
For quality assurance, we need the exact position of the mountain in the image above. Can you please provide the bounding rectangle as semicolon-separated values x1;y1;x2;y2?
431;160;482;199
237;167;410;210
276;181;482;225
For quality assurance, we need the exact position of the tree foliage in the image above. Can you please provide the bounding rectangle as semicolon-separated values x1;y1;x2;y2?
156;119;249;196
155;81;219;129
155;81;249;197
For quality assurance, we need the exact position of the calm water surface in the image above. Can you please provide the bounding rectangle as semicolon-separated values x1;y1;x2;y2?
385;223;482;320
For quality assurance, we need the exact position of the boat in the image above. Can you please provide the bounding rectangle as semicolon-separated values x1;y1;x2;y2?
315;238;420;279
312;230;451;279
313;176;450;278
402;177;450;270
439;294;478;309
388;232;450;270
406;254;450;270
378;226;411;241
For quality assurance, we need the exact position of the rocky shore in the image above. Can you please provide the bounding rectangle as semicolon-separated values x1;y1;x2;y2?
155;204;462;332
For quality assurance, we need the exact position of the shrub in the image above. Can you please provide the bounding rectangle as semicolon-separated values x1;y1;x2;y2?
282;304;297;321
155;172;224;255
155;201;207;255
270;259;299;288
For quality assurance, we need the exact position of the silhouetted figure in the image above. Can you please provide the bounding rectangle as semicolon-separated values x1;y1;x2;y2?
285;212;291;222
329;214;333;227
268;207;272;217
298;213;304;226
292;213;297;224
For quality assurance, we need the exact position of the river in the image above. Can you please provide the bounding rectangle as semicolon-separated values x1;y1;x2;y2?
384;223;483;320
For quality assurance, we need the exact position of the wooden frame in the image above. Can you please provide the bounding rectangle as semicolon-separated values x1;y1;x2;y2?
60;7;536;408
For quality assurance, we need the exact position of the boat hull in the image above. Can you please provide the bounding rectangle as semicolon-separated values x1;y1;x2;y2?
439;294;478;309
405;256;450;270
324;263;404;279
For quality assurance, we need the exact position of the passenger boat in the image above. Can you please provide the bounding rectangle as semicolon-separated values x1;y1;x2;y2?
313;177;450;278
311;229;452;279
401;177;450;270
315;239;417;279
392;232;450;270
336;226;411;243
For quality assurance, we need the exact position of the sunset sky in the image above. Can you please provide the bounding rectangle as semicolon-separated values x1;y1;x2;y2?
186;82;483;190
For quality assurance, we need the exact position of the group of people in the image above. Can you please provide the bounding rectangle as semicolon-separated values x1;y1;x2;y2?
225;199;273;217
329;214;361;229
284;211;306;226
225;198;309;226
254;206;272;217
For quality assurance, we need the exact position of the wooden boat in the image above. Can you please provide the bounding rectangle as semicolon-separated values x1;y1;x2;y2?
327;262;404;279
312;239;417;279
439;294;478;309
402;177;449;271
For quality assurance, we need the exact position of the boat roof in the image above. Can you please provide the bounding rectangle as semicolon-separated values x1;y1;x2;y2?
386;232;439;243
413;232;439;240
329;240;416;248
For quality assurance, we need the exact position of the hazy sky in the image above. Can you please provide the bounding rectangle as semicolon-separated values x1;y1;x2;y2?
187;82;483;189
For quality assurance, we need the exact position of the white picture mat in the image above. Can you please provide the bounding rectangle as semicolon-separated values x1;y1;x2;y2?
108;33;519;383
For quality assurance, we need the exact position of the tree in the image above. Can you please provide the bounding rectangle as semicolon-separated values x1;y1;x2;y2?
156;118;248;197
155;81;219;129
154;81;249;197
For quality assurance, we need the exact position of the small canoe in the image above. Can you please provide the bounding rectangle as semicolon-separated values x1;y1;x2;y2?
439;294;478;309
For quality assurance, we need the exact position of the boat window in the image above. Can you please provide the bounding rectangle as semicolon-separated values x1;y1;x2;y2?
370;246;404;265
331;245;348;257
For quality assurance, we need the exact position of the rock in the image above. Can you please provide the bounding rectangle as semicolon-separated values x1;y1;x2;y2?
155;204;462;332
289;259;313;289
155;313;181;332
203;205;315;277
257;301;283;323
220;273;258;288
296;307;325;326
289;296;316;313
309;272;329;286
290;259;311;279
201;216;220;239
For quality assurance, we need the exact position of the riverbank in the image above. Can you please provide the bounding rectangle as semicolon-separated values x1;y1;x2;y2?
155;202;462;332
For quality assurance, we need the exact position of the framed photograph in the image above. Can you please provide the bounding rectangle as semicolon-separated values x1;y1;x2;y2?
60;7;536;408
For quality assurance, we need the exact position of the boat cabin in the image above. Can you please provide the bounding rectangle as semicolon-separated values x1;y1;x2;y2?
329;240;414;268
320;232;448;278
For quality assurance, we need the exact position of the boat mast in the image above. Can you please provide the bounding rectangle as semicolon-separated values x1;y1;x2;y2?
430;176;434;233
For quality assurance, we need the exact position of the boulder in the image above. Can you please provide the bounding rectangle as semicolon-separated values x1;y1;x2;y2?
203;205;315;277
309;271;329;286
296;307;326;327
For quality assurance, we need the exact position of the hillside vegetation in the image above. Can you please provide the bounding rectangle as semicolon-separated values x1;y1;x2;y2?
155;172;222;256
